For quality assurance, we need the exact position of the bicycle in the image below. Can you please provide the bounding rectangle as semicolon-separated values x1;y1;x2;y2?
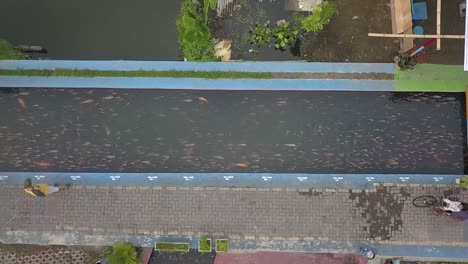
412;195;440;207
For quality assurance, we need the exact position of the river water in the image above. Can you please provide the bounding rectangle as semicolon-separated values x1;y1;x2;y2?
0;88;465;174
0;0;181;60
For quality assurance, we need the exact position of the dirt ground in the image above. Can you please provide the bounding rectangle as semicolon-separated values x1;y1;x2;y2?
0;244;106;264
302;0;400;62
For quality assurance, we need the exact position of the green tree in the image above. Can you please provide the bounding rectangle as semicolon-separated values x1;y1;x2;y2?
105;242;139;264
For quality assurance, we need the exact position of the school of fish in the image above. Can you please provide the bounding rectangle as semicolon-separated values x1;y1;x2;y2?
0;88;465;174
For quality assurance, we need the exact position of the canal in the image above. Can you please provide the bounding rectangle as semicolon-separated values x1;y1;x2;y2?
0;88;465;174
0;0;182;60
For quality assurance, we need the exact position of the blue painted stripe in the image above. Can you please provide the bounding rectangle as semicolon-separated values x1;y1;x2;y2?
0;76;395;91
376;243;468;260
230;240;468;260
0;172;459;189
0;60;396;74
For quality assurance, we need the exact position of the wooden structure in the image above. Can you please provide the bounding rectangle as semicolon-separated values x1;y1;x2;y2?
217;0;236;17
284;0;323;12
372;0;464;52
368;33;464;39
466;7;468;71
390;0;413;51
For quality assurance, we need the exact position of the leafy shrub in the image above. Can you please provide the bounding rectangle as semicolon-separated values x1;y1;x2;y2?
272;22;298;50
176;0;217;61
250;21;271;47
0;39;26;60
216;239;229;252
199;236;212;252
105;242;139;264
203;0;218;23
290;12;305;29
301;0;337;33
460;176;468;189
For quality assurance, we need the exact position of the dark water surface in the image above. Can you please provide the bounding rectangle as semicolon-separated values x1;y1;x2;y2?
0;0;181;60
0;88;465;174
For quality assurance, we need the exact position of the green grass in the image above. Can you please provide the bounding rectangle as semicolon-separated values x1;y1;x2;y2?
155;242;190;252
0;69;272;79
198;236;211;252
0;39;26;60
216;239;229;252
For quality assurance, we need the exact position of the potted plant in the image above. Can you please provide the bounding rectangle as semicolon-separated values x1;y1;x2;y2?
155;241;190;252
456;176;468;189
396;53;416;71
215;239;229;253
104;242;140;264
198;236;212;252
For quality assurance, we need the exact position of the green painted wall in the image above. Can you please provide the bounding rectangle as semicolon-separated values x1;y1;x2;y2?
395;64;468;92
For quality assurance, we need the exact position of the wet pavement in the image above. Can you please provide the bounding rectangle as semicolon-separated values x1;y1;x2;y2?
0;88;465;174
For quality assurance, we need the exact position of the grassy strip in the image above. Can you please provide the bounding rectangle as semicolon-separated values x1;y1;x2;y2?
0;69;272;79
155;242;190;252
0;39;26;60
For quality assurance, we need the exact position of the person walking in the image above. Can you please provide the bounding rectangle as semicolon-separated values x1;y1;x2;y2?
23;178;69;197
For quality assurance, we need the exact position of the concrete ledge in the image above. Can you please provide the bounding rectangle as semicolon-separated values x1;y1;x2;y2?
0;60;395;74
0;76;395;91
0;172;460;189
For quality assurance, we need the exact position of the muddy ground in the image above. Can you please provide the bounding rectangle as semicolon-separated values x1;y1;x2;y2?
214;0;400;62
301;0;400;62
215;0;464;64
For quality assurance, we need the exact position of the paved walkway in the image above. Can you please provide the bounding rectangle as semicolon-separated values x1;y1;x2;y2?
0;184;467;247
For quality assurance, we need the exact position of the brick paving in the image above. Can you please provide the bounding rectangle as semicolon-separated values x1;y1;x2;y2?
0;184;467;245
0;244;104;264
